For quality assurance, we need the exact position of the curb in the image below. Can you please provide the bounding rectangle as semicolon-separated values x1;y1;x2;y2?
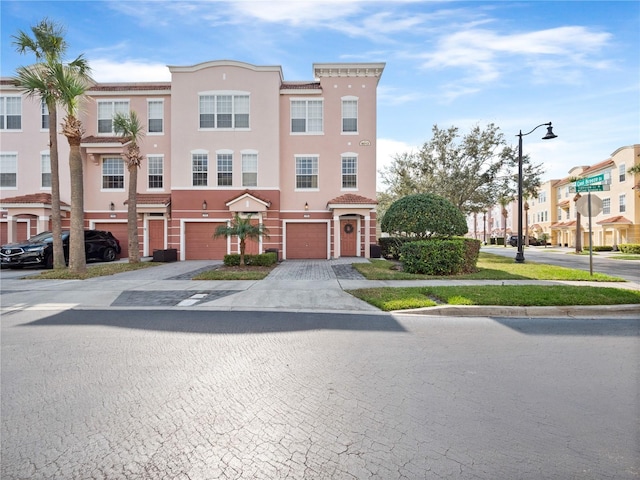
394;304;640;317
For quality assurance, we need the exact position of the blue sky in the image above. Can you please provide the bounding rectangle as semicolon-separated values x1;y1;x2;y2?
2;0;638;189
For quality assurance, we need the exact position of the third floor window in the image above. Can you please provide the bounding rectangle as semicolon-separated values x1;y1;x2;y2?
98;100;129;134
0;96;21;130
199;94;249;129
291;99;323;134
148;100;164;134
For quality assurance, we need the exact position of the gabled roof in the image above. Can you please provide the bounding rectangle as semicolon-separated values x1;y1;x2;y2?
0;193;69;207
327;193;377;206
124;194;171;206
225;190;271;208
596;215;632;225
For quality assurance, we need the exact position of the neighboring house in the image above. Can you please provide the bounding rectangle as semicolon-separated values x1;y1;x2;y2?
0;60;385;260
469;144;640;248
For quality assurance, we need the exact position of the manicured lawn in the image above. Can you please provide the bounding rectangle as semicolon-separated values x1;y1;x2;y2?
192;266;274;280
348;285;640;311
28;261;161;280
353;253;624;282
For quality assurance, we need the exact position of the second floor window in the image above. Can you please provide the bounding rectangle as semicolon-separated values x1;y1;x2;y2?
98;100;129;134
148;155;163;189
148;100;163;133
0;96;21;130
619;194;626;213
217;153;233;186
102;157;124;189
199;94;249;129
602;197;610;215
619;163;626;182
242;153;258;187
296;156;318;189
41;100;49;130
291;100;323;133
341;98;358;133
342;156;357;189
41;153;51;188
192;153;208;186
0;153;17;187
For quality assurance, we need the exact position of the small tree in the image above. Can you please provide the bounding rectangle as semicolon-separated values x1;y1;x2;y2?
380;193;467;238
214;213;270;266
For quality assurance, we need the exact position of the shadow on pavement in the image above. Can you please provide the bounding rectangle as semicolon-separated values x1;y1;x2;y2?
20;309;406;334
492;317;640;337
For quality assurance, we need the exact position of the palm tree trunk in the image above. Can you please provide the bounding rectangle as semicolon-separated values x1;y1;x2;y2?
48;102;65;269
65;116;86;274
239;239;246;266
128;164;140;263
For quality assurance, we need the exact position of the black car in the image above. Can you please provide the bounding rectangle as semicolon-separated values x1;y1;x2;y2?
508;235;539;247
0;230;121;269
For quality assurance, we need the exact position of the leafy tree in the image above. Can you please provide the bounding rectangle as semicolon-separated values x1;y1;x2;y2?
57;60;92;274
380;123;544;215
12;19;86;269
113;111;145;263
214;213;270;266
380;193;467;238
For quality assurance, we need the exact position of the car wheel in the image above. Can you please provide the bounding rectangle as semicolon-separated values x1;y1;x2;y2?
44;254;53;269
102;247;117;262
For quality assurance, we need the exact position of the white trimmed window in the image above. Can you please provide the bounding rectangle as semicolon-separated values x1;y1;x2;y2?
295;156;319;189
0;96;22;130
619;194;626;213
341;97;358;133
192;153;208;186
98;100;129;134
619;163;626;182
148;100;163;134
341;155;357;189
242;152;258;187
291;99;323;133
41;152;51;188
217;152;233;186
0;153;17;187
147;155;163;189
602;197;610;215
102;157;125;190
199;93;249;129
41;100;49;130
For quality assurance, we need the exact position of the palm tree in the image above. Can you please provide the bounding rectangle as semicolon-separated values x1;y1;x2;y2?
113;111;145;263
12;19;86;269
56;61;91;274
214;213;270;266
497;194;512;247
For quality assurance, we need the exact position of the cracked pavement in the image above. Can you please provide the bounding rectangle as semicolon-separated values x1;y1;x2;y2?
2;308;638;479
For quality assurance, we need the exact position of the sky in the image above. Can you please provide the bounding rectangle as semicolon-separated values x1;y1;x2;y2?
1;0;638;190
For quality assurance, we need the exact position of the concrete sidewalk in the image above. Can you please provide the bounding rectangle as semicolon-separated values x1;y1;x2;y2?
1;258;639;317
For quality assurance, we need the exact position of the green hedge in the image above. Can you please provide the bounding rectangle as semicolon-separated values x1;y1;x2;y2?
593;245;614;252
399;237;480;275
619;243;640;254
223;252;277;266
378;237;414;260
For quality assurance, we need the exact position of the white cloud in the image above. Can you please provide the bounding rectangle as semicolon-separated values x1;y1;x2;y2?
376;137;417;190
90;59;171;82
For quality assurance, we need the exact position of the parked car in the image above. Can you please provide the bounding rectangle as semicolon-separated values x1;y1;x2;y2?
0;230;121;269
508;235;541;247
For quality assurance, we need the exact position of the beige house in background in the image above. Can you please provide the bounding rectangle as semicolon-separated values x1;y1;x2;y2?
0;60;385;260
527;144;639;248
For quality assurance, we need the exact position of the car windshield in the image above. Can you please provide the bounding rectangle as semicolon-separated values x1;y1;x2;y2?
26;231;70;244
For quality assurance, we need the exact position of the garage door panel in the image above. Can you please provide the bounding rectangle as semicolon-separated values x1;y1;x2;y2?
286;223;327;259
185;222;227;260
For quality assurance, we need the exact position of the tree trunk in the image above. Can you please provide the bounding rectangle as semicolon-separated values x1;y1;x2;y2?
66;116;86;274
48;102;65;269
127;164;140;263
239;238;246;266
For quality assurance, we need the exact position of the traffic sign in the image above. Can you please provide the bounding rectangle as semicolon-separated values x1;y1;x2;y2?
576;194;602;216
575;174;605;187
569;184;610;193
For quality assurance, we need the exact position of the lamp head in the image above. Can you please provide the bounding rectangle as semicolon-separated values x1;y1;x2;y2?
542;124;557;140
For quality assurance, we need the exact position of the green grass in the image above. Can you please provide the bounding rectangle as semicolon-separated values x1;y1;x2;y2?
28;261;161;280
611;255;640;261
348;285;640;311
192;266;273;280
353;253;623;282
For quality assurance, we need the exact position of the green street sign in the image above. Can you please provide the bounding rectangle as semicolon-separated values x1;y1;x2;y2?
575;184;605;192
574;174;605;187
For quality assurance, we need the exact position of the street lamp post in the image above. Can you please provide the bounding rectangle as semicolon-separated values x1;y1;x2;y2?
515;122;557;263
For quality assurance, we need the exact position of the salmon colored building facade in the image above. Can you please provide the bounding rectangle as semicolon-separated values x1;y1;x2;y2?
1;60;385;260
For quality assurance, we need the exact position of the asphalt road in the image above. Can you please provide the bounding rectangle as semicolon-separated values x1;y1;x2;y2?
2;308;638;479
485;246;640;283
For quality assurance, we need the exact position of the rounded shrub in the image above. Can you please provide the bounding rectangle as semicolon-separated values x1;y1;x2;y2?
381;193;468;238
